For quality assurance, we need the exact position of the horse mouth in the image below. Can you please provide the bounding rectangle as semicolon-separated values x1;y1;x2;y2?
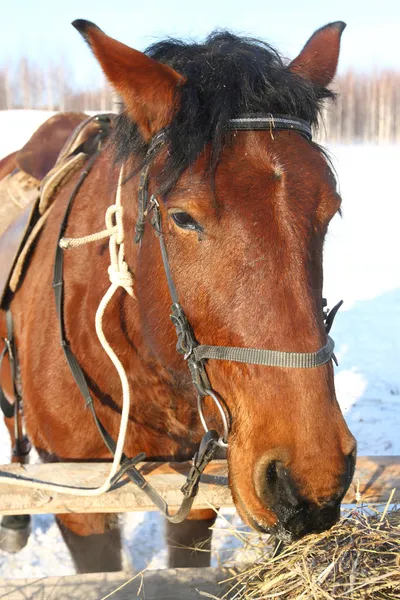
230;479;341;544
240;510;297;543
233;498;297;543
237;502;340;544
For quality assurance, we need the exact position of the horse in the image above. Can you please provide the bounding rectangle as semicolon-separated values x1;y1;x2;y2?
0;20;356;574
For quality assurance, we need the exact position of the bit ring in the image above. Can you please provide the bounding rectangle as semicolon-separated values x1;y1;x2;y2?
197;389;229;448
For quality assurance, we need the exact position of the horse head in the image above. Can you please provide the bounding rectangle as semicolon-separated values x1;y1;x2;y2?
74;20;356;541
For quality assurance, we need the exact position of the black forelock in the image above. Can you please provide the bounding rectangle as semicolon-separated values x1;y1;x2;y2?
113;31;335;194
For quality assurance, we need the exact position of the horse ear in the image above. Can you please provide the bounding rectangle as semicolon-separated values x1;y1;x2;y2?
288;22;346;87
72;20;185;140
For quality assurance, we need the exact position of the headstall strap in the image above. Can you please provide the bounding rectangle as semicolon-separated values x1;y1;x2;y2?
134;132;166;244
0;310;30;458
49;119;220;519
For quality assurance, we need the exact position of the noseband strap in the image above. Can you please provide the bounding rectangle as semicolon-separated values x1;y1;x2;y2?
193;337;334;369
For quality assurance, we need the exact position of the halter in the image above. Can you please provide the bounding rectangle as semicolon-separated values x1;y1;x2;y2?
135;115;338;447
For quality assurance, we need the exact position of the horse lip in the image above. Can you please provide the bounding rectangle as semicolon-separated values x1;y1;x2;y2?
231;475;341;542
278;501;341;541
245;514;296;544
229;477;277;533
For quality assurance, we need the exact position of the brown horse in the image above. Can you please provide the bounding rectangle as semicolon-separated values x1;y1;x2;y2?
0;20;356;573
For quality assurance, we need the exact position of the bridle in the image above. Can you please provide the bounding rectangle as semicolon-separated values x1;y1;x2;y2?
134;114;339;449
0;114;342;523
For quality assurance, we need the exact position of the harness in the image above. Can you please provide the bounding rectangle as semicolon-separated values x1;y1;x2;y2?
134;115;338;440
0;114;342;522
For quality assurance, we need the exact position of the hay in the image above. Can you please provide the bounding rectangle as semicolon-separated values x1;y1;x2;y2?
221;504;400;600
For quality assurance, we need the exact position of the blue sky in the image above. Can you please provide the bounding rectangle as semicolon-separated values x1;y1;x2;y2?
2;0;399;87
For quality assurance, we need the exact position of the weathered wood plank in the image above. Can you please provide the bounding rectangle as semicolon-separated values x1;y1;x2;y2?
0;567;230;599
0;460;229;515
0;457;397;516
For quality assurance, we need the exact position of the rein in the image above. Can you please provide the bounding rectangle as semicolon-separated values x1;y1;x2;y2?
0;114;342;523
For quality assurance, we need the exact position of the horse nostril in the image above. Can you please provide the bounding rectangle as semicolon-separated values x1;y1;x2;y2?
266;460;278;486
264;460;299;507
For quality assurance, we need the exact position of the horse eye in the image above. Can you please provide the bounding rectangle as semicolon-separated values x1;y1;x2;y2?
171;211;201;231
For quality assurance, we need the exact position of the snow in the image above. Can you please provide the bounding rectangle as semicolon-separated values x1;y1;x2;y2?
0;110;399;577
324;144;400;455
0;110;58;157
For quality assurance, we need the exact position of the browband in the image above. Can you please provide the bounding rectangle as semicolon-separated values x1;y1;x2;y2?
228;115;312;140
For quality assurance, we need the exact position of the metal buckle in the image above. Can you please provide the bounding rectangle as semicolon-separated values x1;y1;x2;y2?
143;194;159;217
183;345;193;361
170;303;196;360
149;195;159;209
4;338;13;362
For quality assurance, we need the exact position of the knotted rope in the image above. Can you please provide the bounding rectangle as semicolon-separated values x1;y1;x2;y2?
0;168;135;496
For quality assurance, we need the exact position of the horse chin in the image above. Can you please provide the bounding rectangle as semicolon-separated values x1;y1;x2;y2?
230;479;278;535
236;507;296;544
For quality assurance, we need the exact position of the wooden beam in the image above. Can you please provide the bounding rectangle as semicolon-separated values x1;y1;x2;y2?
0;567;230;600
0;456;397;516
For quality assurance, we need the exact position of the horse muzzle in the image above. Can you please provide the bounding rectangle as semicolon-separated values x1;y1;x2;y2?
248;449;356;541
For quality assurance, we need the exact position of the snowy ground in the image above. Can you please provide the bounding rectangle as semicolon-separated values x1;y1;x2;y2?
0;110;399;578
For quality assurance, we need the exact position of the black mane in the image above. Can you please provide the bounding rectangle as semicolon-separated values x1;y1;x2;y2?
114;31;334;193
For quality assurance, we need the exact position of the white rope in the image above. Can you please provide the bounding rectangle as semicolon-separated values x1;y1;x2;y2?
59;227;118;249
0;168;135;496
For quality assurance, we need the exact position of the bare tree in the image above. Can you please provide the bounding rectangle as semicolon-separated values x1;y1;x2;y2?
1;58;400;144
19;57;32;109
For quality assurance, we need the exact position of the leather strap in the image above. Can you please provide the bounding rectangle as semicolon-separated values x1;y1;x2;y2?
228;115;312;139
0;344;13;418
325;299;343;334
53;135;219;522
134;132;166;244
3;310;27;456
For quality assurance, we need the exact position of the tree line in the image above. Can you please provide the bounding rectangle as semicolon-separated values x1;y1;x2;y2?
0;58;399;144
317;71;400;144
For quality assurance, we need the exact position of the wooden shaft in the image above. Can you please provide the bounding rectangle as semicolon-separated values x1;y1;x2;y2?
0;456;397;516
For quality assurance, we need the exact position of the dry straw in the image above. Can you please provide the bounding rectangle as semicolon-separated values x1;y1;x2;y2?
215;498;399;600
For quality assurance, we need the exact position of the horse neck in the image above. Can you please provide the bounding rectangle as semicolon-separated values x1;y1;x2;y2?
66;150;200;454
72;151;160;383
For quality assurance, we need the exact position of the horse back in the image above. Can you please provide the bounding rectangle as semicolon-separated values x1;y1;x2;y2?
0;112;114;310
16;112;88;181
0;152;17;180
